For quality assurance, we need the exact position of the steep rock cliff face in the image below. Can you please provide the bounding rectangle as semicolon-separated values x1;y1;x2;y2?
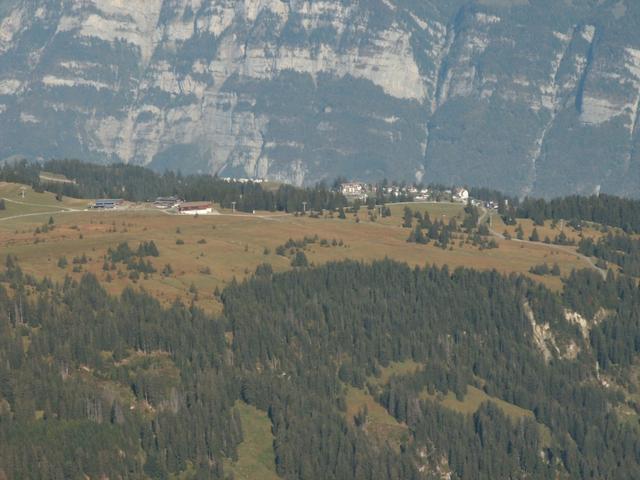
1;0;639;196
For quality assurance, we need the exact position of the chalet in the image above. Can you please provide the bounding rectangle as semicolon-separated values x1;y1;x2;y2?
341;182;368;201
154;196;182;209
453;187;469;203
341;182;364;195
178;202;213;215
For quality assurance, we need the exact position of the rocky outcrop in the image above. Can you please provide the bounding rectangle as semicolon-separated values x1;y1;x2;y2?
1;0;639;195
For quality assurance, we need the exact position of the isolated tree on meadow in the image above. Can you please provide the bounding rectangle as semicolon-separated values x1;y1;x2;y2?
162;264;173;276
529;228;540;242
402;207;413;228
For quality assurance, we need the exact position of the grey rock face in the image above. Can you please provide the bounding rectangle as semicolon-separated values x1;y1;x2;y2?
1;0;639;197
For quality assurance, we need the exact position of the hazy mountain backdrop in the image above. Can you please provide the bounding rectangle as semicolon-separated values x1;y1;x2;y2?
1;0;639;197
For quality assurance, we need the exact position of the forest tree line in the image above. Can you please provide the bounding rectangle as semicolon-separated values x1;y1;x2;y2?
0;159;347;213
514;194;640;233
5;160;640;231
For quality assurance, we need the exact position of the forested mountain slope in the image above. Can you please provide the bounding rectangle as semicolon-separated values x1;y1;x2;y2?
2;257;640;478
1;0;640;197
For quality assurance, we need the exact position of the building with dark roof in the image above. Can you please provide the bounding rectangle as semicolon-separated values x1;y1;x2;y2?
177;202;213;215
93;199;124;209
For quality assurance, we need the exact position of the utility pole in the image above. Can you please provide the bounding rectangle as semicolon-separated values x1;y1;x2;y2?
231;201;236;213
302;201;307;214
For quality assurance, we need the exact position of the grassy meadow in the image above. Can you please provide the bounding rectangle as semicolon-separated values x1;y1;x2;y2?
0;182;606;316
224;402;279;480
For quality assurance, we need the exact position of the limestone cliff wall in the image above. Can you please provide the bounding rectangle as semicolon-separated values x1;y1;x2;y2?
1;0;639;196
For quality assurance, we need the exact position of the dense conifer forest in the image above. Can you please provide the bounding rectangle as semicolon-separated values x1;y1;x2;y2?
1;253;640;478
578;233;640;276
515;195;640;233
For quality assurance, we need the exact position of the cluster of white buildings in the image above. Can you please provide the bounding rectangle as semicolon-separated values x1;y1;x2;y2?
381;185;430;199
340;182;369;201
221;177;265;184
339;182;470;204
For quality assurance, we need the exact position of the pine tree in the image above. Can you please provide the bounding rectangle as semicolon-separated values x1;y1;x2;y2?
529;228;540;242
291;251;308;267
402;207;413;228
